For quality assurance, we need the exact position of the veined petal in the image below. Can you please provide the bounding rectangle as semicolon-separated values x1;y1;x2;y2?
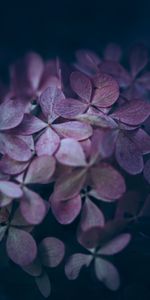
36;127;60;156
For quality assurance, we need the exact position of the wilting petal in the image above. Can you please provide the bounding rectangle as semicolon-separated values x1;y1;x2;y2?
115;191;141;219
77;197;105;248
39;237;65;267
104;43;122;62
91;163;126;200
50;194;82;224
110;100;150;126
143;159;150;184
0;181;23;198
98;233;131;255
65;253;92;280
70;71;92;102
0;98;26;130
55;138;87;166
54;97;87;118
131;129;150;155
35;272;51;298
20;187;46;225
39;86;65;122
0;133;32;162
92;73;119;107
94;257;120;290
36;127;60;156
115;132;144;174
129;44;148;77
53;169;87;200
13;114;46;135
52;121;92;140
25;155;55;184
0;155;29;175
6;227;37;266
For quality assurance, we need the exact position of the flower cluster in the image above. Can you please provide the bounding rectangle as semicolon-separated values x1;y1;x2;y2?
0;43;150;298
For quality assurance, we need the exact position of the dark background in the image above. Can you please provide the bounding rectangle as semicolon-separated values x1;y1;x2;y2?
0;1;150;299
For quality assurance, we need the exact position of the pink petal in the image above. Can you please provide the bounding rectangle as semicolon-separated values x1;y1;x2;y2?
143;159;150;184
98;233;131;255
104;43;122;62
0;155;29;175
77;197;105;248
110;99;150;126
6;227;37;266
20;187;46;225
0;133;32;162
13;114;46;135
131;129;150;155
53;169;87;200
115;132;144;174
91;163;126;200
129;44;148;77
94;257;120;290
70;71;92;102
0;181;23;198
18;135;34;151
0;98;26;130
39;86;65;121
92;72;119;108
55;138;86;166
25;155;55;184
39;237;65;267
65;253;92;280
54;97;87;118
35;272;51;298
36;127;60;156
52;121;92;140
50;194;82;224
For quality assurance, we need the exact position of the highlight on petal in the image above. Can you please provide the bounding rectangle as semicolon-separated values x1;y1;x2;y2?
50;194;82;224
39;237;65;267
143;159;150;184
0;155;29;175
25;155;55;184
98;233;131;255
94;257;120;290
70;71;92;102
91;163;126;200
65;253;92;280
54;97;87;118
0;181;23;198
36;127;60;156
55;138;87;166
129;44;148;77
110;99;150;126
35;272;51;298
92;72;119;107
20;187;46;225
115;132;144;175
6;227;37;266
52;121;93;140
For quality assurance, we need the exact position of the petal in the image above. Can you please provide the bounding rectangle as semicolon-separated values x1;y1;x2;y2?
115;132;144;174
137;72;150;90
0;155;29;175
129;44;148;77
65;253;92;280
70;71;92;102
132;129;150;155
104;43;122;62
0;181;23;198
94;257;120;290
115;191;142;219
0;98;26;130
92;73;119;107
52;121;93;140
20;187;46;225
0;133;32;162
22;257;42;277
98;233;131;255
143;159;150;184
53;169;86;200
0;194;12;207
39;86;65;121
55;138;86;166
75;49;100;75
110;99;150;126
39;237;65;267
12;114;46;135
50;194;82;224
77;197;105;248
36;127;60;156
91;163;126;200
54;97;87;118
6;227;37;266
0;225;7;241
24;155;55;184
35;272;51;298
